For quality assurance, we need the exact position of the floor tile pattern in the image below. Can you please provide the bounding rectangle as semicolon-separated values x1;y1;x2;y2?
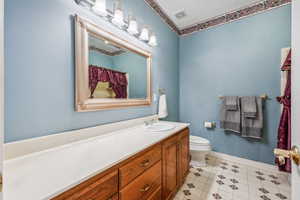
174;155;291;200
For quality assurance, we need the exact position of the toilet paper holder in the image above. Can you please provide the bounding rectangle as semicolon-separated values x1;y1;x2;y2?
204;122;216;129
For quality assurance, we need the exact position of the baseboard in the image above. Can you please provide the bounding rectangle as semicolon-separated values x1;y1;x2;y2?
208;151;289;175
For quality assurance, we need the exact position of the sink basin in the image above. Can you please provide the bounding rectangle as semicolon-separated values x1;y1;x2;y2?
145;123;175;132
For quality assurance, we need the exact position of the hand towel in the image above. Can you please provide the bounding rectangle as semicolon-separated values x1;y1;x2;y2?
224;96;239;110
241;97;263;139
220;97;241;133
241;96;257;118
158;94;168;119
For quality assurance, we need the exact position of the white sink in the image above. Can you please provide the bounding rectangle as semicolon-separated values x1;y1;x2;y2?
145;123;175;132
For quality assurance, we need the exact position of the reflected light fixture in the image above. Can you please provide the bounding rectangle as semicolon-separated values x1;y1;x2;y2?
139;26;149;41
127;15;139;35
77;0;94;7
112;0;125;28
148;32;157;47
92;0;107;16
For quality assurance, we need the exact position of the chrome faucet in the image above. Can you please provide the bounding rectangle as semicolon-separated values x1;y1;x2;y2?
144;119;157;126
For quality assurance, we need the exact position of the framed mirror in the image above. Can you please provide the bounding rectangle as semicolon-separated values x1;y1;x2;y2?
75;15;152;111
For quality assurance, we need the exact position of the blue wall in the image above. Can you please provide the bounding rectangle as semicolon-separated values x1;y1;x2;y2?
179;5;291;164
114;52;147;98
5;0;179;142
89;51;114;69
5;0;291;165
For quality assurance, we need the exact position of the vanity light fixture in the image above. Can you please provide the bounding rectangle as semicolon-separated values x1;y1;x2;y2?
139;26;149;41
92;0;107;16
148;32;158;47
112;0;125;28
75;0;158;47
127;15;139;35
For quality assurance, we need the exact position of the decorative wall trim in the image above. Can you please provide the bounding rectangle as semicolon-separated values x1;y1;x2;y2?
144;0;181;35
144;0;291;36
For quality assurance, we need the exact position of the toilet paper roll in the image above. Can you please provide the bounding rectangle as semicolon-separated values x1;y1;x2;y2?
204;122;213;128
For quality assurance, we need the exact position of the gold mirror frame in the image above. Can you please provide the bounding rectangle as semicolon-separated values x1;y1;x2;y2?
75;15;152;112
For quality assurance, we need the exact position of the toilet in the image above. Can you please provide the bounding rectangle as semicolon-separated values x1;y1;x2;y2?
190;136;212;167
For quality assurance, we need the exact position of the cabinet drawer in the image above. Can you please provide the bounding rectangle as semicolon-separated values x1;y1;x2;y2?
119;145;161;188
120;161;162;200
101;193;118;200
147;187;161;200
53;170;118;200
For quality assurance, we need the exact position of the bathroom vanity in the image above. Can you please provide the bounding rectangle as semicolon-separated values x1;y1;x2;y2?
52;127;189;200
4;118;190;200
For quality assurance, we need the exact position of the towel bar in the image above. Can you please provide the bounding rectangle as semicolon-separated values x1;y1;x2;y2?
219;94;269;100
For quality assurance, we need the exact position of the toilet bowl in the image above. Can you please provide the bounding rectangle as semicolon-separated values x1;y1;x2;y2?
190;136;211;167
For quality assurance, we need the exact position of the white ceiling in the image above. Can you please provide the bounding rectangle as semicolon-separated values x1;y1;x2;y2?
154;0;262;29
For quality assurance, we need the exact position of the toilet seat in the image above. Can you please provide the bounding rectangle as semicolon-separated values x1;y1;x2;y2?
190;136;211;151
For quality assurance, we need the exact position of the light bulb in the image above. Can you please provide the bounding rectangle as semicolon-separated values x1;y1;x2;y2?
92;0;107;16
112;0;125;27
139;27;149;41
112;9;125;27
148;33;157;46
127;16;139;35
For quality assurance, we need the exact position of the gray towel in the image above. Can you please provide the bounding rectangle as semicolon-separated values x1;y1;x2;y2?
241;96;257;118
241;97;263;139
220;97;241;133
224;96;238;111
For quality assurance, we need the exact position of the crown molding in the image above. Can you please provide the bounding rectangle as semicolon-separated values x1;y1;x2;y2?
144;0;181;35
144;0;292;36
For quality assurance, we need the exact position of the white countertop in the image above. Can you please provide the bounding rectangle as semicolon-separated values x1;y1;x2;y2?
4;121;189;200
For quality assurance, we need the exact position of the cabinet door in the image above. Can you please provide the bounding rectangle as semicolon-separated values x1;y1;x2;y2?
162;135;179;200
179;129;190;184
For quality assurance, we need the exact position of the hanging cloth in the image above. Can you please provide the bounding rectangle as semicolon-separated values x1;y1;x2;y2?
276;50;291;172
88;65;128;98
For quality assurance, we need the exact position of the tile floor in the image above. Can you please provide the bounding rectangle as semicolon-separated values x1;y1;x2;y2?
174;155;291;200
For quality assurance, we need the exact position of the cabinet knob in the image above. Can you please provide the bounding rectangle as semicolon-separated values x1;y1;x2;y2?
140;184;151;192
140;159;150;167
0;173;2;192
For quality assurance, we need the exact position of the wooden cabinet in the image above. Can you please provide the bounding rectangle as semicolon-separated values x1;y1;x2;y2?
179;129;190;184
52;128;189;200
107;194;118;200
120;161;161;200
162;128;190;200
162;135;179;200
147;187;162;200
119;145;161;188
52;170;118;200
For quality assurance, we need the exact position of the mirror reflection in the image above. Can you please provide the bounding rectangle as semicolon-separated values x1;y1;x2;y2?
88;34;148;99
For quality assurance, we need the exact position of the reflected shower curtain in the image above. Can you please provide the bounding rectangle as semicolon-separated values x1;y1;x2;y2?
89;65;128;98
276;50;291;172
